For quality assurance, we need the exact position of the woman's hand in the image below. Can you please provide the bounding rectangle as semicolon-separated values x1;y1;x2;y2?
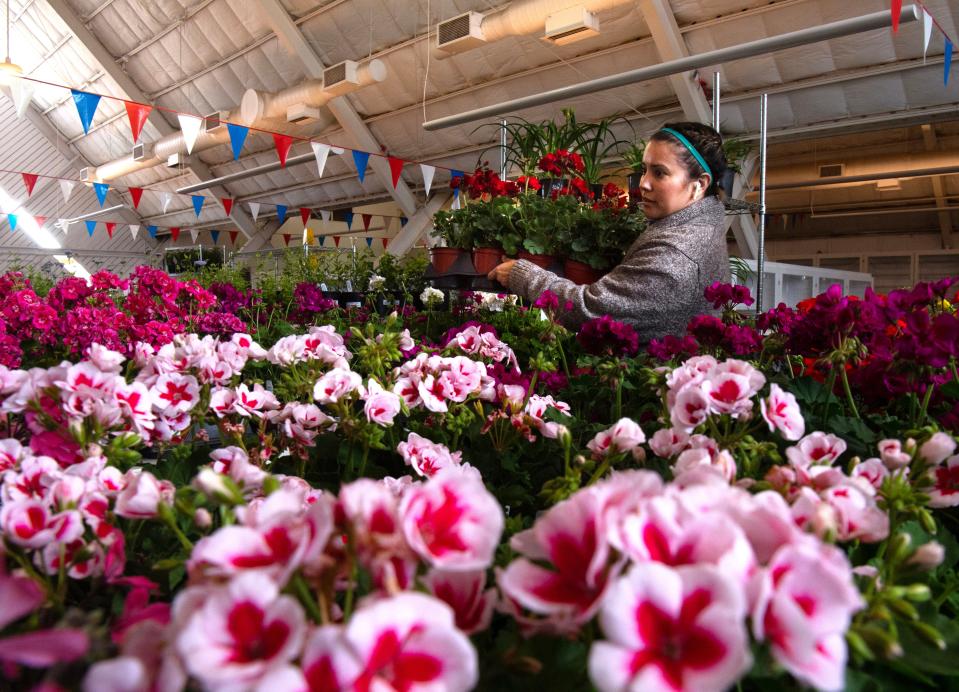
487;260;516;286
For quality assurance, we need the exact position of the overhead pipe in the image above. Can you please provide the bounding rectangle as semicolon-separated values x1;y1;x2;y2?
423;5;921;130
87;59;387;183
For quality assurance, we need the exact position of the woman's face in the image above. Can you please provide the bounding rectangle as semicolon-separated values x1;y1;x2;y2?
638;139;709;220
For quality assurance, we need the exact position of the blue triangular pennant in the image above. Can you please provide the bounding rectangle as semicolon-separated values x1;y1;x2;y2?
210;230;220;245
85;220;96;237
453;188;460;200
7;214;17;232
366;236;373;247
276;205;287;225
352;150;370;182
227;123;249;161
71;89;102;135
93;182;109;207
147;225;158;239
946;40;954;85
318;235;326;246
345;211;354;230
192;195;205;218
400;216;408;227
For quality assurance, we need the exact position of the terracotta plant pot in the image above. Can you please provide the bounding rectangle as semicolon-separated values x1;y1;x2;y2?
518;251;555;269
430;247;467;274
471;247;503;274
563;258;605;285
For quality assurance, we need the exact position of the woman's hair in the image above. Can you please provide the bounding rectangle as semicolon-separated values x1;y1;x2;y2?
650;122;728;197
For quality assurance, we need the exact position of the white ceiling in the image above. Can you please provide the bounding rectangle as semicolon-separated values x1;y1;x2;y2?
1;0;957;271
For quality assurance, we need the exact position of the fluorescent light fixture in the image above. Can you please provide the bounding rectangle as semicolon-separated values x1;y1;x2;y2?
0;184;91;280
61;204;126;224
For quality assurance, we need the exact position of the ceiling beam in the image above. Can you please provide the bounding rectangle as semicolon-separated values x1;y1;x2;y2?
638;0;712;123
921;124;955;250
256;0;419;218
387;192;451;257
42;0;258;239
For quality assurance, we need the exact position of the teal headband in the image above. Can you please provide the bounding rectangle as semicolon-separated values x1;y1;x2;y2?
659;128;713;181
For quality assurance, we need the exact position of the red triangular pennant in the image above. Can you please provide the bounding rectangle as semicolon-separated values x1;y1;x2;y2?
22;173;38;197
105;222;116;238
129;187;143;209
124;101;152;143
388;156;404;188
273;134;294;167
221;198;233;216
300;207;311;227
891;0;903;32
362;213;372;231
229;230;239;245
381;237;389;249
34;216;46;228
170;227;180;242
282;233;291;246
333;236;340;247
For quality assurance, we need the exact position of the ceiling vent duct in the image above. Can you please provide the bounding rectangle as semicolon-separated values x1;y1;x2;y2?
323;60;361;96
287;103;322;124
167;153;190;168
132;142;154;161
437;12;486;54
818;163;845;178
544;7;600;45
204;111;229;133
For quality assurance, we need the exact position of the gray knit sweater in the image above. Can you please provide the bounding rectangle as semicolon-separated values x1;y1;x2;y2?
507;196;729;343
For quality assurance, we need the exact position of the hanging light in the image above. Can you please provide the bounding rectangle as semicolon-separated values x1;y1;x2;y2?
0;0;23;87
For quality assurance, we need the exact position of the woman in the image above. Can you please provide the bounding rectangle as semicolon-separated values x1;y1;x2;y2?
488;121;730;344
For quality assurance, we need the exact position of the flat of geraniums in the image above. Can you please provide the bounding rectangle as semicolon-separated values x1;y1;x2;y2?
0;267;957;691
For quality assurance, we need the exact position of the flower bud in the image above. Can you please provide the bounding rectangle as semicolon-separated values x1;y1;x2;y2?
888;532;913;564
907;541;945;571
908;621;946;650
193;508;212;529
887;598;918;621
918;508;938;535
904;584;932;602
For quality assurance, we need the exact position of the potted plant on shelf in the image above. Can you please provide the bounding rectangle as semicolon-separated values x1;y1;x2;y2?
515;192;578;268
621;140;646;197
561;190;646;284
430;208;473;273
470;195;516;273
573;115;632;198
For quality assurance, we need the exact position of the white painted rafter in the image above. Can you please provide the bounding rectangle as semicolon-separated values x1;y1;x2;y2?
638;0;712;123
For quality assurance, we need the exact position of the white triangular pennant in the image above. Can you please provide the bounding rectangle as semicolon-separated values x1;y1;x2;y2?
320;209;331;222
311;142;331;177
248;202;260;221
12;79;34;118
190;228;199;243
332;146;346;155
160;191;173;213
129;224;140;240
420;164;435;196
451;194;461;210
177;114;203;155
59;179;76;203
923;9;933;61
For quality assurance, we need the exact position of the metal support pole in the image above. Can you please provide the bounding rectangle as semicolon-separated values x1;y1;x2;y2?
711;71;721;132
756;93;768;316
500;119;508;178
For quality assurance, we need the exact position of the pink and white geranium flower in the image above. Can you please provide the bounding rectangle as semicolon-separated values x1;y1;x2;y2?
587;417;646;459
363;378;402;426
752;541;863;691
396;432;462;478
786;432;847;469
760;384;805;441
588;562;750;692
150;372;200;415
175;572;306;689
400;467;503;571
313;368;363;405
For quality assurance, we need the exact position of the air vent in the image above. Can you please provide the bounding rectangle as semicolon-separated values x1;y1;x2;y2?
132;142;154;161
544;8;600;46
323;60;360;96
204;111;229;133
287;103;321;124
818;163;844;178
436;11;486;54
78;167;92;182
